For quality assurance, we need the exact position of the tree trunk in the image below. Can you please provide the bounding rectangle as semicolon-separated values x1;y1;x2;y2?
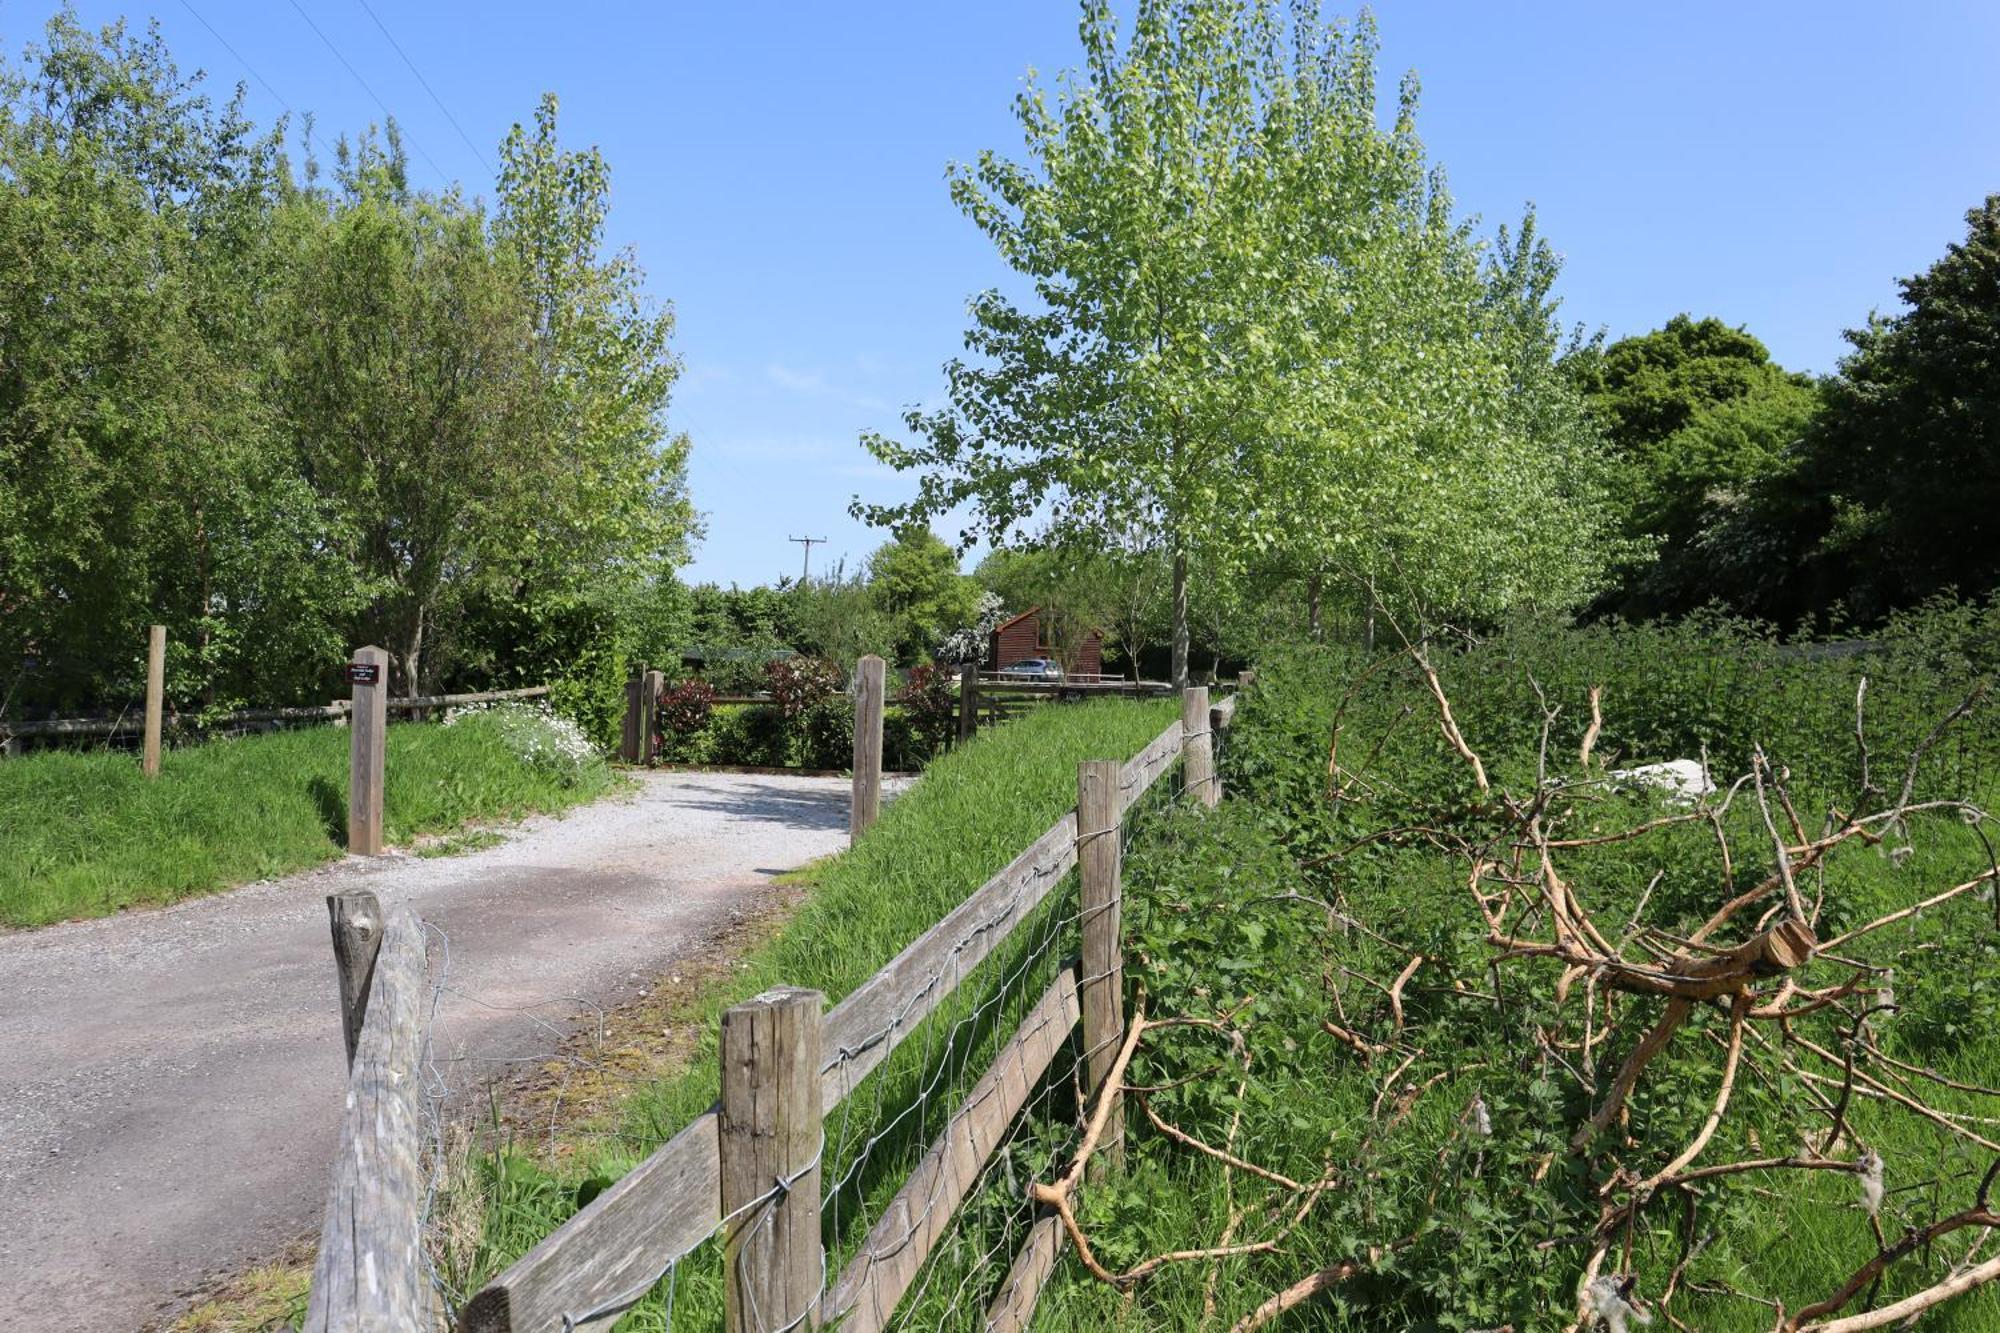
1363;606;1376;654
401;605;425;699
1170;549;1189;691
1307;574;1323;642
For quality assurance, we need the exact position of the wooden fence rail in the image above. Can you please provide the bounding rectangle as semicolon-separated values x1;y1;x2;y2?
1;685;551;741
450;682;1241;1333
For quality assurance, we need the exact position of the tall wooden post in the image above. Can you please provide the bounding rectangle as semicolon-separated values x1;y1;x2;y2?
1181;685;1215;808
720;987;825;1333
957;663;979;743
641;669;665;764
620;668;645;764
348;645;388;856
327;891;385;1068
851;655;886;843
1078;758;1124;1172
142;624;166;777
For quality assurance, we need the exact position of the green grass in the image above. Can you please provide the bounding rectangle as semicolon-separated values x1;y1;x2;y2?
1007;638;2000;1332
438;696;1178;1326
0;713;617;927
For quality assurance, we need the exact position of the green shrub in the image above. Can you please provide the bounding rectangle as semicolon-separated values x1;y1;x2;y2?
546;638;626;753
1029;614;2000;1332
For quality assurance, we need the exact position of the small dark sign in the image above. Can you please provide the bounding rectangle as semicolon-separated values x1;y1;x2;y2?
346;662;381;686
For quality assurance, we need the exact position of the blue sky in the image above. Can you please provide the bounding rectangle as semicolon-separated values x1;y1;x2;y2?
23;2;2000;585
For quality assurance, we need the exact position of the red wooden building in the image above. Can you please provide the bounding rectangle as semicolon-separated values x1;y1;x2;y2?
986;607;1105;680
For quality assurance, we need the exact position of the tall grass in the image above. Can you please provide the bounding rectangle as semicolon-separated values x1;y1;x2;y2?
439;697;1177;1327
0;711;615;928
1021;624;2000;1332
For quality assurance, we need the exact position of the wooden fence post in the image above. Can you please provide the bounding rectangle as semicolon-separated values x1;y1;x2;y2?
620;668;645;764
957;663;978;743
720;987;825;1333
142;624;166;777
305;903;429;1332
327;891;385;1068
1181;685;1215;809
348;646;387;856
642;669;665;764
1078;758;1124;1172
851;655;886;843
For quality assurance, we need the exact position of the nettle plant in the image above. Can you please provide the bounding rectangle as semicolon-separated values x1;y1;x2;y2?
1041;637;2000;1332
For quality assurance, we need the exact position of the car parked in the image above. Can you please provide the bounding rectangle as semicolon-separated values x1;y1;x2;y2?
996;658;1064;680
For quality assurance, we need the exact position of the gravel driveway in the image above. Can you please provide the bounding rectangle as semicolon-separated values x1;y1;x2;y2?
0;769;894;1331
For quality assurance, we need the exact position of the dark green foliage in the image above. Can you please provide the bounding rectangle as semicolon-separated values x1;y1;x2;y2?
1573;315;1819;617
0;16;693;722
1784;196;2000;622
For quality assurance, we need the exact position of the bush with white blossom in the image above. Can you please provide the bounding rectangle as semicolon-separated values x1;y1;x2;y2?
443;701;602;787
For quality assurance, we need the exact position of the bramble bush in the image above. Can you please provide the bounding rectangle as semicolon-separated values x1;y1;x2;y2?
1030;608;2000;1331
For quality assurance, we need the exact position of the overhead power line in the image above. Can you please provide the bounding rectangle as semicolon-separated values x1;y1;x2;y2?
284;0;452;186
176;0;337;163
352;0;494;174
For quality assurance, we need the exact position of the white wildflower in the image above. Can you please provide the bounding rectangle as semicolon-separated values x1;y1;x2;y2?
1858;1149;1885;1217
1586;1274;1651;1332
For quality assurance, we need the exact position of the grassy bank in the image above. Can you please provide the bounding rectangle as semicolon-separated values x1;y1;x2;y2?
0;705;616;928
435;696;1177;1323
1025;627;2000;1331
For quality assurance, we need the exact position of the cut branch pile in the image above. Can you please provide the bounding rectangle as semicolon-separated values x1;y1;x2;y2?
1025;638;2000;1332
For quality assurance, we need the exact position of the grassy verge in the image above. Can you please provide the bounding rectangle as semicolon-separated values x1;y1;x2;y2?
1;706;617;927
434;697;1177;1324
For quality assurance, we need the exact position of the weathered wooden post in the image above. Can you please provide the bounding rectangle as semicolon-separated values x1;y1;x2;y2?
1078;758;1124;1172
957;662;979;744
142;624;166;777
305;900;429;1332
720;987;825;1333
620;666;645;764
641;669;665;764
327;891;385;1067
1181;685;1215;809
851;654;886;843
1209;697;1229;805
347;646;388;856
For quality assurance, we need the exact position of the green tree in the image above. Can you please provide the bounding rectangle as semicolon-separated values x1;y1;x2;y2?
857;3;1615;677
270;155;543;695
790;561;898;667
857;0;1335;686
1796;196;2000;617
492;95;697;606
866;527;976;664
0;15;356;713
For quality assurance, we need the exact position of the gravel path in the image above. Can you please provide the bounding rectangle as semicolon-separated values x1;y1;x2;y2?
0;770;894;1331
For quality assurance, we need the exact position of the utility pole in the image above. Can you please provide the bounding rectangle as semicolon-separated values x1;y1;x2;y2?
789;535;828;583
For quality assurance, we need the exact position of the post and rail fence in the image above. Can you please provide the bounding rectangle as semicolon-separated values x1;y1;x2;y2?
0;624;552;757
304;660;1244;1331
